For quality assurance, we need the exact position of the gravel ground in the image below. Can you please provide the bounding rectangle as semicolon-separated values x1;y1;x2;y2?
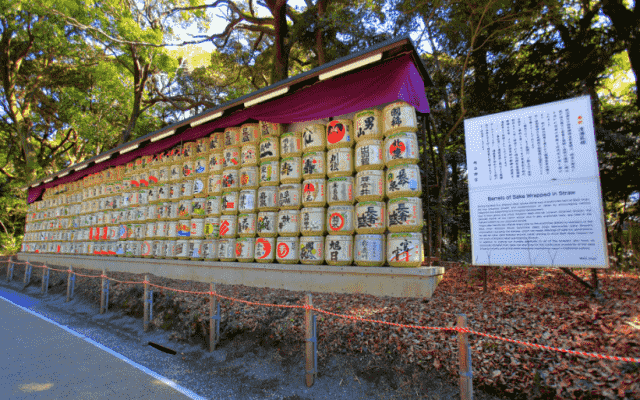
0;258;507;400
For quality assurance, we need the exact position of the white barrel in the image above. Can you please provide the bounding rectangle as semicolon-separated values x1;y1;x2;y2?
167;220;177;239
384;132;419;167
178;199;191;219
222;169;240;192
191;197;207;217
157;183;170;202
175;239;189;259
206;195;222;216
240;123;260;145
354;109;382;141
355;170;385;202
223;146;241;169
181;159;195;180
141;240;153;257
202;239;218;261
239;166;259;189
327;177;355;205
326;119;354;149
140;188;151;205
204;216;220;239
209;131;224;151
325;235;353;265
190;217;205;238
221;191;239;214
178;219;191;238
280;132;303;157
254;237;276;263
170;182;181;200
382;101;417;136
164;240;176;259
158;165;170;184
207;173;222;195
180;179;194;199
218;238;236;261
145;222;156;239
241;144;259;167
386;163;422;198
326;147;354;178
257;186;278;211
153;240;165;258
387;232;423;267
276;236;299;264
355;139;385;172
300;207;325;236
194;156;208;175
279;157;302;184
237;213;257;238
257;211;277;237
302;179;326;207
354;234;386;266
189;239;203;259
192;177;206;198
259;121;282;137
387;197;423;232
259;160;279;186
135;205;148;222
219;214;237;238
235;237;255;262
132;224;145;240
302;151;326;178
156;220;169;238
302;124;326;153
259;137;279;161
277;210;300;237
278;184;302;209
208;152;223;173
224;127;241;147
355;201;386;234
299;236;324;265
238;190;257;213
326;205;355;235
167;201;179;220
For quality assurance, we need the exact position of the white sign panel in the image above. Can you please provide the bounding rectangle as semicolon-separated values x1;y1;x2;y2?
464;96;608;268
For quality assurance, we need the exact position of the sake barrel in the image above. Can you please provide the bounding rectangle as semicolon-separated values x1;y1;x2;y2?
192;177;206;198
175;239;189;259
280;132;302;158
238;189;257;213
195;137;209;157
386;163;422;198
326;119;354;149
239;166;259;189
157;220;170;239
208;152;223;173
276;236;299;264
202;239;218;261
221;191;239;215
166;200;179;220
157;183;170;202
177;219;191;238
355;201;386;234
384;132;419;167
301;151;326;179
355;139;385;172
222;169;240;192
326;147;354;178
142;187;153;206
259;160;280;186
169;182;181;200
190;217;205;238
115;241;126;256
178;199;191;219
277;209;300;237
207;173;222;195
382;101;417;137
354;234;386;266
387;197;423;233
182;159;195;181
125;241;136;257
257;186;278;211
164;240;176;259
279;157;302;184
205;195;222;216
219;214;237;238
240;123;260;145
325;235;354;266
132;223;145;240
326;205;355;235
235;237;255;262
145;221;156;239
169;163;182;183
224;127;241;147
300;207;325;236
148;168;160;186
302;178;326;207
180;179;194;199
182;141;197;159
259;121;282;138
355;170;385;202
209;131;224;151
301;124;326;153
259;137;279;162
194;156;208;175
278;184;302;210
387;232;423;267
354;108;383;141
237;213;257;238
257;211;277;237
299;236;324;265
240;144;259;167
204;216;220;239
218;238;236;261
327;176;355;206
189;239;203;260
191;197;206;217
167;220;177;239
254;237;276;263
223;147;241;169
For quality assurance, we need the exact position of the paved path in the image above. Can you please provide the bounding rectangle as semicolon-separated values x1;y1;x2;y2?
0;294;202;400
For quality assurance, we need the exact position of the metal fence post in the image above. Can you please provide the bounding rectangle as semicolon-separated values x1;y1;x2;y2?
41;265;49;294
457;314;474;400
66;267;74;302
100;269;108;314
305;293;317;387
24;262;32;286
209;283;220;352
144;274;149;332
7;259;14;282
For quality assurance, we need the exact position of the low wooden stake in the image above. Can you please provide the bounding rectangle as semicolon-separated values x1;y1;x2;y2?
7;259;13;282
144;274;149;332
23;263;31;286
41;266;49;295
457;314;473;400
66;267;74;302
209;283;218;352
304;293;315;388
100;268;107;314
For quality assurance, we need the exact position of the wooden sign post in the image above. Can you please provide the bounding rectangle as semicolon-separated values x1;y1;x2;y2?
457;314;473;400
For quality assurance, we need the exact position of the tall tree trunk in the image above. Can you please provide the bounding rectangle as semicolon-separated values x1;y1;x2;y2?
266;0;290;83
121;46;150;145
471;37;491;114
315;0;328;65
450;155;459;257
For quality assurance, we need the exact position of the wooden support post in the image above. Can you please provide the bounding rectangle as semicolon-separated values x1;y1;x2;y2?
209;283;218;352
41;266;49;295
304;293;315;388
100;269;107;314
457;314;473;400
23;262;31;286
66;267;74;302
7;259;13;282
144;274;149;332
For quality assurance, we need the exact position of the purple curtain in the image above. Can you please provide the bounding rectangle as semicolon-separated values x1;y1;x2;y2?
28;54;429;203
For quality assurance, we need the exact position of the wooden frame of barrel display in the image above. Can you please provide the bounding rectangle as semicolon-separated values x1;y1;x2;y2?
18;35;444;299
